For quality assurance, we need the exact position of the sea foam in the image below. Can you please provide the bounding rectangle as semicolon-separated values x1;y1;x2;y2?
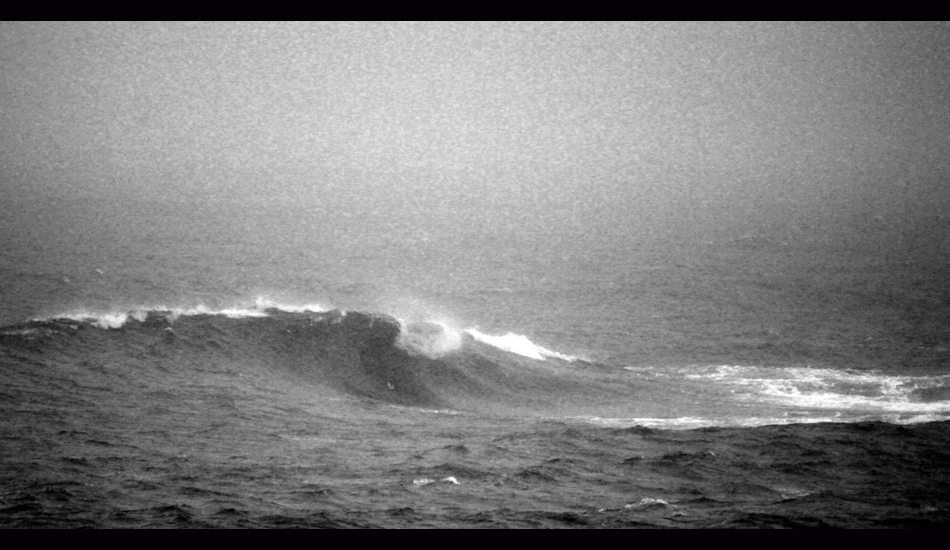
40;296;332;329
465;328;578;362
682;365;950;415
37;298;579;364
396;320;464;358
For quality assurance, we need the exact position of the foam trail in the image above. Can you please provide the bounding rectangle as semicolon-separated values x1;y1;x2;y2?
584;412;950;430
465;329;577;362
680;365;950;415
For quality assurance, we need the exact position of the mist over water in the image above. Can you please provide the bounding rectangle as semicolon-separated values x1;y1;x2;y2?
4;22;950;241
3;22;950;527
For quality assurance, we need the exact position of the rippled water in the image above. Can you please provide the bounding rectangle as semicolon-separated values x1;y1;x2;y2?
2;190;949;527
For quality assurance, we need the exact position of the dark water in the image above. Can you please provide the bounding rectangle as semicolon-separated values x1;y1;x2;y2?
2;190;950;527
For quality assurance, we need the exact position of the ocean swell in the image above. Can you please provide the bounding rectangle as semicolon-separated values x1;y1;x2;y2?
3;305;590;414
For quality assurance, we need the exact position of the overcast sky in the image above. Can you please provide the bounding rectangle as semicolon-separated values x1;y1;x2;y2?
2;22;949;238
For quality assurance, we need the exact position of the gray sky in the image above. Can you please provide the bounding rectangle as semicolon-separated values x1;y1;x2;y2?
2;22;949;241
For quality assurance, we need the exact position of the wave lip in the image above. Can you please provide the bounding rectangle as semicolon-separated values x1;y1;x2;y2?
34;297;333;329
394;322;579;363
465;329;578;362
29;297;581;364
7;304;950;427
396;320;463;359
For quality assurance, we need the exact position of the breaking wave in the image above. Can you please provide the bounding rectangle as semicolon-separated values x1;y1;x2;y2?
681;365;950;413
4;303;593;416
465;329;579;362
35;297;332;329
4;303;950;426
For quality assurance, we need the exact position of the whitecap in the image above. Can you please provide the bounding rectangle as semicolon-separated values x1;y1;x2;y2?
465;328;577;362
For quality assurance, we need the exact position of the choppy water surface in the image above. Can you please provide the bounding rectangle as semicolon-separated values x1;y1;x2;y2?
2;192;949;527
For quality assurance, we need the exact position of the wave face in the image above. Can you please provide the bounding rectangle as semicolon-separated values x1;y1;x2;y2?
0;307;616;417
5;306;950;427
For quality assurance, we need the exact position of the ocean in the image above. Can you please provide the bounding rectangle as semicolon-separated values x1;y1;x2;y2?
2;186;949;528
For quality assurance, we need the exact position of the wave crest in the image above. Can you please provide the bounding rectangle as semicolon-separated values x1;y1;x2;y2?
465;329;578;362
30;299;580;364
35;297;332;329
397;321;464;359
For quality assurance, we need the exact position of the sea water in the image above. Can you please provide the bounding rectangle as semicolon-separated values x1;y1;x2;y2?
2;187;949;527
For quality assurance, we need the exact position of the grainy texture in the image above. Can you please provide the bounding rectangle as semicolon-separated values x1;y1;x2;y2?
2;22;949;528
